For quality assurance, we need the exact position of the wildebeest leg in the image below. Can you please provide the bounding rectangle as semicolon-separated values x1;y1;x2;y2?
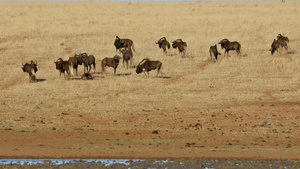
123;60;125;68
88;65;92;73
143;70;147;77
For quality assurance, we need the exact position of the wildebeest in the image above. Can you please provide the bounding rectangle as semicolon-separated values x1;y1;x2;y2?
68;55;80;76
114;36;135;53
76;53;96;73
54;58;73;79
172;39;187;56
121;48;133;68
136;58;162;77
209;44;221;61
277;34;290;51
81;73;93;80
218;39;241;56
22;60;38;82
101;55;122;75
156;37;171;55
270;39;281;55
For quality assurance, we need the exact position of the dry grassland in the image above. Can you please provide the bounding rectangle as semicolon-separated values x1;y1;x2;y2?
0;1;299;160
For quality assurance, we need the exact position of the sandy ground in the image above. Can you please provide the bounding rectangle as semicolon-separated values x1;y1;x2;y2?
0;1;299;160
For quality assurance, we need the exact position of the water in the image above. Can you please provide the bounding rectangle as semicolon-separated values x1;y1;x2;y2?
0;158;299;168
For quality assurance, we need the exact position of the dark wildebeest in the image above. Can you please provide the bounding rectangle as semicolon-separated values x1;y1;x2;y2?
277;34;290;51
156;37;171;55
136;58;162;77
114;36;135;53
22;60;38;83
54;58;73;79
68;55;80;76
172;39;187;56
101;55;122;75
209;44;221;61
81;73;93;80
218;39;241;56
76;53;96;73
121;48;133;68
270;39;281;55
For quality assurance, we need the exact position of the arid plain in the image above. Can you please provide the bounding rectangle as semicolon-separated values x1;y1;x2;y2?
0;1;299;160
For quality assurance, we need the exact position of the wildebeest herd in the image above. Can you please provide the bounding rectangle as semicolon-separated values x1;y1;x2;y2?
22;34;290;82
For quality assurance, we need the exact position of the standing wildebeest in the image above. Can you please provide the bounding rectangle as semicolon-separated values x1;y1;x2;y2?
76;53;96;73
277;34;290;51
270;39;281;55
22;60;38;82
68;55;80;76
54;58;73;79
172;39;187;56
209;44;221;61
218;39;241;56
101;55;122;75
121;48;134;68
156;37;171;55
136;58;162;77
114;36;135;53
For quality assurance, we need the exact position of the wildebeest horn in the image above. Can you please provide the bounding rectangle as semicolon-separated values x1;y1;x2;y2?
22;62;24;66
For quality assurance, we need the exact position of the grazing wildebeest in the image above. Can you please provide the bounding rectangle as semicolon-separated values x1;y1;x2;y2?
114;36;135;53
270;39;281;55
76;53;96;73
218;39;241;56
121;48;133;69
81;73;93;80
156;37;171;55
68;55;80;76
209;44;221;61
101;55;122;75
22;60;38;83
54;58;73;79
172;39;187;56
136;58;162;77
277;34;290;51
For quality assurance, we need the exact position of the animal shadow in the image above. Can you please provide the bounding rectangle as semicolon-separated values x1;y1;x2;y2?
36;79;46;82
158;76;171;79
117;73;132;76
287;50;297;54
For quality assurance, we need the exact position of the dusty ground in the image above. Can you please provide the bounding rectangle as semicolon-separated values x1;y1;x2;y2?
0;1;299;161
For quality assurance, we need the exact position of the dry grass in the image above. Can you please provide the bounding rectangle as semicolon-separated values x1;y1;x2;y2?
0;1;299;159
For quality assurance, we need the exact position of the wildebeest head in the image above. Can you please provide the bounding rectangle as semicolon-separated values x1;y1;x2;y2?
136;66;143;74
218;39;229;49
114;36;124;50
22;60;37;72
22;60;38;82
54;58;63;70
113;55;122;64
156;37;167;48
135;58;150;74
172;39;183;48
75;53;88;65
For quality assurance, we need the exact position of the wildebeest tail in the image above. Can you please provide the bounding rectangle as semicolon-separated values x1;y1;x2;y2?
70;62;74;76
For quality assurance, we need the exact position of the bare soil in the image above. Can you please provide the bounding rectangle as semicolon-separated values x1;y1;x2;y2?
0;1;299;161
